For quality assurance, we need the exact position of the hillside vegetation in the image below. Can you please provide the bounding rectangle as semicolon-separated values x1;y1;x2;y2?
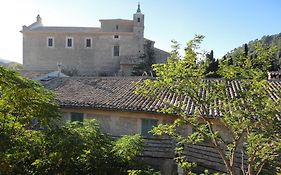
0;58;23;70
226;32;281;71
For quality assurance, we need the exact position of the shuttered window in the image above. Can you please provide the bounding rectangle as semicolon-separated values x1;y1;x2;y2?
66;37;73;48
71;112;84;122
47;37;54;47
113;45;120;56
85;38;92;48
141;119;158;137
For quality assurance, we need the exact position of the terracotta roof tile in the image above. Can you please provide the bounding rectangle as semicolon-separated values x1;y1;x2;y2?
43;77;281;116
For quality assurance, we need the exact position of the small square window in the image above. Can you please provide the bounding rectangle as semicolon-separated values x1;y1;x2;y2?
141;119;158;137
66;37;73;48
113;45;120;56
47;37;54;48
137;18;140;22
71;112;84;122
116;25;119;30
85;38;92;48
114;35;119;39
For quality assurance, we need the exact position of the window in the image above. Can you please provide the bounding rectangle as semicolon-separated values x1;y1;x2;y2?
85;38;92;48
47;37;54;48
66;37;73;48
113;45;120;56
116;25;119;30
141;119;158;137
71;112;84;122
114;35;119;39
137;17;140;22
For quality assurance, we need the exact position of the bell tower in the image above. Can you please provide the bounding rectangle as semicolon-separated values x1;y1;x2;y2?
133;3;144;54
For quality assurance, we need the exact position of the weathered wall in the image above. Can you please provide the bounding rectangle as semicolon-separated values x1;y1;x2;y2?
60;108;233;140
119;64;133;76
23;32;141;76
61;108;175;136
100;20;133;32
21;11;172;76
154;47;170;63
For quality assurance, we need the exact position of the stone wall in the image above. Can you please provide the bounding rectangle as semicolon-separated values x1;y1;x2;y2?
100;20;133;32
22;12;171;76
154;47;170;63
87;113;138;135
23;32;141;76
61;108;169;136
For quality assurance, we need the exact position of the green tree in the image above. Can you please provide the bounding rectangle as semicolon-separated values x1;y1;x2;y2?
0;66;59;132
1;119;145;174
132;40;155;76
0;66;60;173
136;35;281;175
244;43;249;56
113;134;144;162
205;50;219;78
33;120;126;175
227;32;281;71
0;66;147;174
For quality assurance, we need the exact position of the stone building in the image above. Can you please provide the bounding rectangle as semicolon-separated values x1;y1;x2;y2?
21;4;169;76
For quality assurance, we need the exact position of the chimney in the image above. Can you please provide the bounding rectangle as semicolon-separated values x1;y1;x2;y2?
36;14;42;23
57;62;62;77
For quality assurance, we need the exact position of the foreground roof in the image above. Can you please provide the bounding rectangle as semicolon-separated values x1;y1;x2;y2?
43;77;159;112
43;77;281;116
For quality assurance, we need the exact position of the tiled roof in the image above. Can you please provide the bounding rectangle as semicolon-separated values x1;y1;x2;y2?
20;70;52;79
43;77;153;112
268;71;281;80
43;77;281;116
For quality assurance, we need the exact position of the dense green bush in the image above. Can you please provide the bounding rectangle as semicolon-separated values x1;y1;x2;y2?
0;66;59;174
32;120;121;175
113;134;144;162
0;120;145;175
128;169;160;175
0;66;147;174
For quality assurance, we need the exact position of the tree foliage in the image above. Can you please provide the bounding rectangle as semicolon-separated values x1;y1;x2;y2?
226;32;281;71
205;50;219;78
1;119;145;174
113;134;144;162
136;35;281;175
31;120;145;175
132;40;155;76
0;66;59;138
0;66;147;174
128;168;160;175
0;66;60;173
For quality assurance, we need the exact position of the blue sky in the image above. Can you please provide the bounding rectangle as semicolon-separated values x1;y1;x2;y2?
0;0;280;63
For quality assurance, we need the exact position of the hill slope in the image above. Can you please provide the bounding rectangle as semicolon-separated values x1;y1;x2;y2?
226;33;281;71
0;58;23;70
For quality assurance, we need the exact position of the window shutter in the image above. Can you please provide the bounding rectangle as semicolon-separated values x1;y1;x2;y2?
141;119;158;137
71;112;84;122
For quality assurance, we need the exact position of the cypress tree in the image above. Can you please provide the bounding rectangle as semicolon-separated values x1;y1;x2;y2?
244;43;249;56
